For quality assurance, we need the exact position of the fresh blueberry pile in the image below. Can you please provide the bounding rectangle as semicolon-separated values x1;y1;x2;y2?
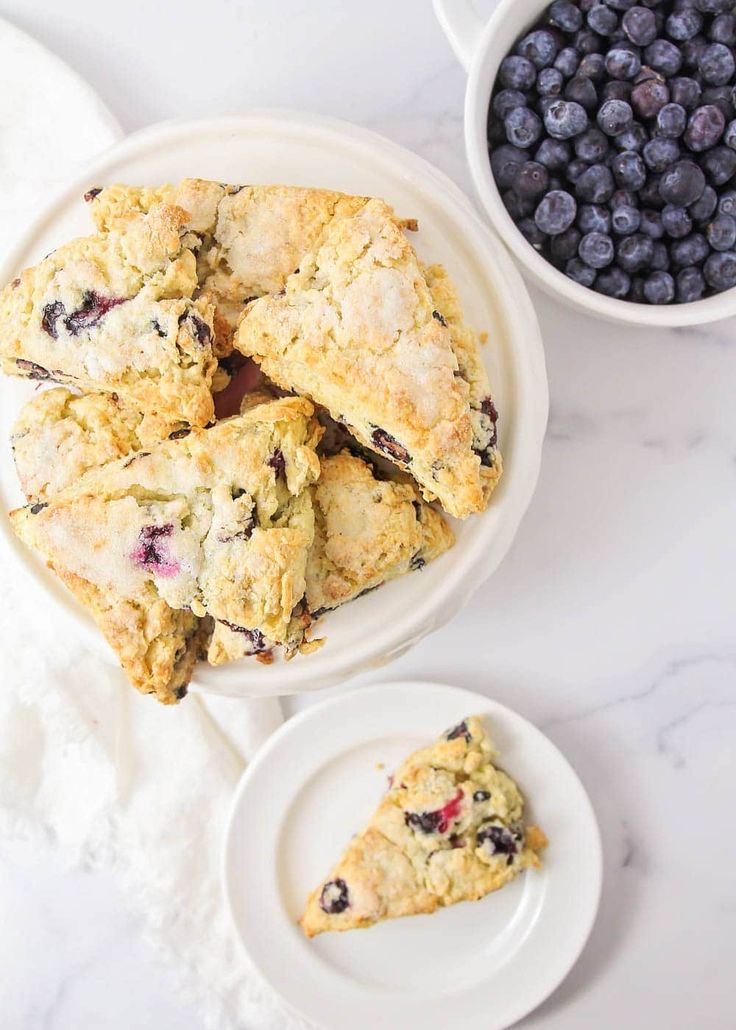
488;0;736;304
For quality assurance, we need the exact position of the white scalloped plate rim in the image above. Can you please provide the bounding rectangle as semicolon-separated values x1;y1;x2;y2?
0;111;548;697
223;680;602;1030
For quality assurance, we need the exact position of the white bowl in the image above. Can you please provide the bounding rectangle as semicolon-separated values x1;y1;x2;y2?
434;0;736;327
0;111;548;697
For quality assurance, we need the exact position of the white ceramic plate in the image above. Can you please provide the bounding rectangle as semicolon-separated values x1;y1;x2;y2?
0;111;548;697
223;681;602;1030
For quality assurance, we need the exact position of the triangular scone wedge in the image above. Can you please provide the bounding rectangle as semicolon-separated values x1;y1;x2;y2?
235;198;500;518
300;716;546;936
86;179;371;344
9;399;322;701
0;204;216;426
10;388;184;503
207;415;455;665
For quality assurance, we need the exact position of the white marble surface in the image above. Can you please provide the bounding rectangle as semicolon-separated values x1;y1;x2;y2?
0;0;734;1027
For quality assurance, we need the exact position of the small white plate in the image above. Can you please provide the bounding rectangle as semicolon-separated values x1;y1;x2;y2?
223;681;602;1030
0;111;548;698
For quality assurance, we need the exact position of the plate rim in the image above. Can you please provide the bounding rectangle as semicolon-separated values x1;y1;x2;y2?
222;679;603;1029
0;110;549;695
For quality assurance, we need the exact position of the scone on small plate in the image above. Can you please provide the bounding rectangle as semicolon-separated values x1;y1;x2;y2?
0;204;217;426
236;198;501;519
9;398;321;703
300;716;546;937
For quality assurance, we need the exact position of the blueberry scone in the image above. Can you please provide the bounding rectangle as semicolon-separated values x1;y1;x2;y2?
235;199;501;519
85;179;370;344
209;447;455;663
10;388;183;503
300;716;546;936
0;204;217;426
9;399;322;702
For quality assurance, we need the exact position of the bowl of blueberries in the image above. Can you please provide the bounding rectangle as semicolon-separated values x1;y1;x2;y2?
435;0;736;325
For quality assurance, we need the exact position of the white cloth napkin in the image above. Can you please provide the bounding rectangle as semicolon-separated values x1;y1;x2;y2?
0;19;297;1029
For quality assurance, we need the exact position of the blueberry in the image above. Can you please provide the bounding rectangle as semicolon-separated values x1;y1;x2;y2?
548;1;583;33
544;99;589;139
632;76;670;118
514;161;550;203
707;213;736;250
566;157;590;182
709;14;736;46
320;879;350;914
602;81;635;106
575;128;610;162
670;76;702;111
476;821;521;861
645;39;683;76
612;203;642;234
682;36;708;70
611;188;638;209
612;150;647;188
666;9;703;40
579;53;607;80
695;0;734;14
535;189;578;234
575;29;604;56
643;136;681;171
657;103;688;139
555;47;581;78
699;43;735;85
41;300;65;339
576;162;616;202
662;204;693;237
703;144;736;184
490;143;526;188
579;203;613;233
685;104;726;152
604;0;638;10
640;208;665;237
503;189;529;219
538;67;564;97
704;250;736;290
617;233;655;271
535;138;572;170
659;160;706;205
551;226;582;261
676;265;706;301
505;107;543;148
640;173;664;208
623;6;658;46
565;256;598;285
606;47;642;80
579;231;616;268
670;232;709;266
518;29;559;69
595;266;632;297
618;127;649;159
499;55;537;91
651;241;671;271
718;188;736;215
371;427;411;464
690;184;719;222
643;270;675;303
565;74;599;110
588;4;619;34
130;523;176;574
700;86;735;120
598;98;634;135
493;89;528;121
538;96;560;117
488;120;507;146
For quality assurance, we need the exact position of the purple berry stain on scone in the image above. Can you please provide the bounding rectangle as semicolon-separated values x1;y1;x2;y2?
129;524;180;578
41;301;65;339
83;187;102;202
405;788;464;835
218;622;268;656
15;358;54;381
476;821;524;866
432;309;448;327
370;427;411;465
41;292;126;339
319;878;350;915
189;314;211;346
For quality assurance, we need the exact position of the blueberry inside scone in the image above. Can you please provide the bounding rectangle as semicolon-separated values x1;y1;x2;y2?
300;716;546;936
